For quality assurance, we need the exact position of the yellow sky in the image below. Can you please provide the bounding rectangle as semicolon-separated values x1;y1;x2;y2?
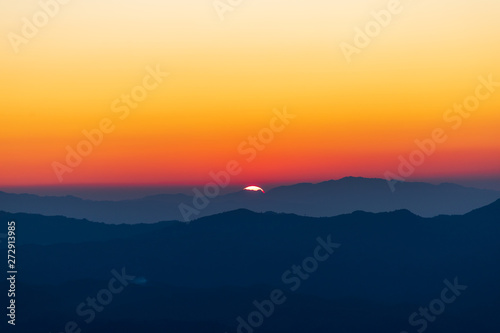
1;0;499;185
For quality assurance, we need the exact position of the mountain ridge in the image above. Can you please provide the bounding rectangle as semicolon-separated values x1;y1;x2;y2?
1;177;499;223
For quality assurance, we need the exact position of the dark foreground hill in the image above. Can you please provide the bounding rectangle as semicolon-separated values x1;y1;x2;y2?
4;200;500;332
0;211;176;246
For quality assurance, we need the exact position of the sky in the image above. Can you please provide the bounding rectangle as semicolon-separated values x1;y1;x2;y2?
1;0;499;189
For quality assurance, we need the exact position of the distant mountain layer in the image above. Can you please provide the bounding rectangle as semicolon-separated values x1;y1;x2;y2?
1;177;499;223
9;199;500;332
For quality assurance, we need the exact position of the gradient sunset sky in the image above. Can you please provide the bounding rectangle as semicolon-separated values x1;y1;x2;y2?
1;0;499;189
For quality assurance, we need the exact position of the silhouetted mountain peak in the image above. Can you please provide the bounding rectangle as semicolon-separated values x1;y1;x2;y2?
465;198;500;219
340;208;418;220
384;209;419;219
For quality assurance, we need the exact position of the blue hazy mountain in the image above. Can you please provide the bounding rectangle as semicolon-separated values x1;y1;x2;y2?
1;177;499;223
8;199;500;332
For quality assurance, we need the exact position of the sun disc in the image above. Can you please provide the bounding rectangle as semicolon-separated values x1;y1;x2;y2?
244;186;265;193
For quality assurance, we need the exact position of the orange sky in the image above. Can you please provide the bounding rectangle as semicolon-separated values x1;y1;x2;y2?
1;0;499;186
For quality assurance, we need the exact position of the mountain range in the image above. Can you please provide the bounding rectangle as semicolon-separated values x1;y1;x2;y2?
1;177;499;223
5;198;500;332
